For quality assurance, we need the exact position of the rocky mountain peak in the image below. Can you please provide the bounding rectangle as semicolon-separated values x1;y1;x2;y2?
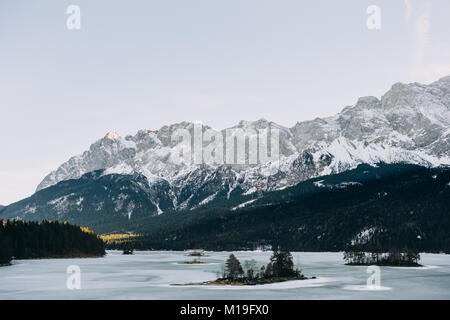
105;131;121;140
36;77;450;196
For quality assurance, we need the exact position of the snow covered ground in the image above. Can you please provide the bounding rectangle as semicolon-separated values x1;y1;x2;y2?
1;251;450;299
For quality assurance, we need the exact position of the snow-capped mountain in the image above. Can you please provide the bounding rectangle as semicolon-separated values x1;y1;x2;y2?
2;77;450;224
39;76;450;189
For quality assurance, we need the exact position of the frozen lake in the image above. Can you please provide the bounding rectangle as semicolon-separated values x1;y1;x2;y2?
1;250;450;299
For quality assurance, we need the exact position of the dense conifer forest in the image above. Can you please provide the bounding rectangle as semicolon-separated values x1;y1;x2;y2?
105;164;450;252
2;164;449;255
343;248;421;266
0;220;105;265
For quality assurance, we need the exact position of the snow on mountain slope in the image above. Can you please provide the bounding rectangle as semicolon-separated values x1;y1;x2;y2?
34;77;450;215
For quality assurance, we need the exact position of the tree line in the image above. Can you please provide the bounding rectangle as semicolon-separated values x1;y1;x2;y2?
217;250;308;285
343;247;421;266
0;220;105;265
113;164;450;253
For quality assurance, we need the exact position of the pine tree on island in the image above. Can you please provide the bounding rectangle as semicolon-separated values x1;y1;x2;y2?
225;254;244;280
209;250;312;285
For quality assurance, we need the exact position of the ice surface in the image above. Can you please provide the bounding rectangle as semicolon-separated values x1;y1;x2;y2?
1;251;450;300
343;285;392;291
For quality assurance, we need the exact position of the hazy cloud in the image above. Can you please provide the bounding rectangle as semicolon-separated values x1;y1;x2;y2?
405;0;450;83
404;0;413;24
406;0;432;81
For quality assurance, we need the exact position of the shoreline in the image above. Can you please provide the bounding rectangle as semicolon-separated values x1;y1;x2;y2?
5;253;105;263
174;276;316;287
345;263;422;267
105;249;450;255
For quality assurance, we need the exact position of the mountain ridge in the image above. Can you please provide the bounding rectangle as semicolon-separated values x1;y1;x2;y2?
30;76;450;218
3;162;450;234
2;76;450;225
106;163;450;252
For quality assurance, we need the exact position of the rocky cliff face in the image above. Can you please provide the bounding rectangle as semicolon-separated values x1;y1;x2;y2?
4;77;449;221
39;76;450;186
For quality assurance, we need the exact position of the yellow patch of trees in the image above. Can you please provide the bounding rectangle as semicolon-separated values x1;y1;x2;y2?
100;233;142;245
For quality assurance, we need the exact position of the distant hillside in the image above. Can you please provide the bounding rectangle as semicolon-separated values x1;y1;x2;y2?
0;171;169;228
106;164;450;253
16;76;450;224
3;163;450;253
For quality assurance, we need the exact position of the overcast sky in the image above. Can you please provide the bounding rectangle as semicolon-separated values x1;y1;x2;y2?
1;0;450;205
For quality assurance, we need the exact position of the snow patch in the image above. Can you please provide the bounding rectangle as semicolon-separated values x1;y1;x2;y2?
199;192;219;206
24;205;36;214
350;227;377;246
313;180;325;188
343;285;392;291
231;199;257;211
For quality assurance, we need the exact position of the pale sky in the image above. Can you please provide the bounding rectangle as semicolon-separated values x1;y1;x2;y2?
1;0;450;205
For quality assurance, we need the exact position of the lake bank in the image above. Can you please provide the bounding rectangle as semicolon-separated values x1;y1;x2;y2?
175;275;316;286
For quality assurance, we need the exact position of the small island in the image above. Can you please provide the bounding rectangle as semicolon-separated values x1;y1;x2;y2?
179;260;205;265
122;248;134;255
344;247;422;267
179;250;206;264
184;249;208;257
178;250;314;286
